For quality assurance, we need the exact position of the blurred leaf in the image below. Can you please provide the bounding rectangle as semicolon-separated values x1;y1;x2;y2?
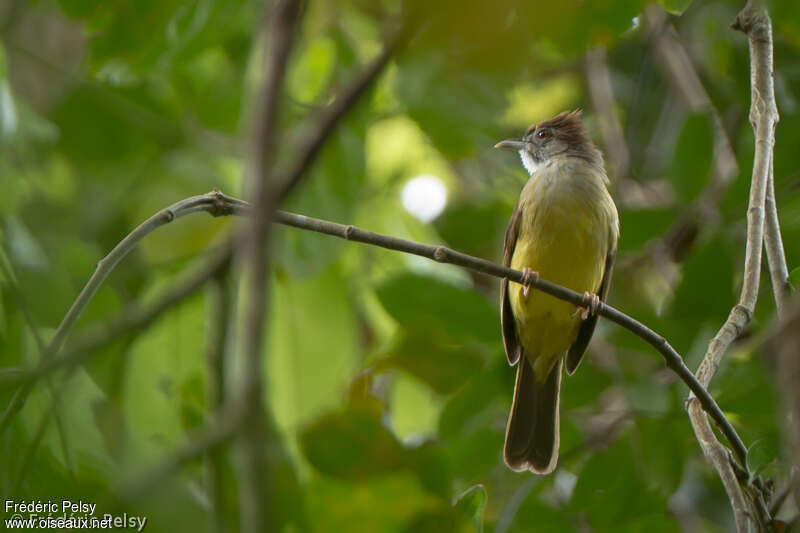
632;416;689;495
267;267;360;435
439;359;510;440
305;473;440;533
123;287;206;457
658;0;693;15
376;273;499;345
788;266;800;291
300;407;408;480
510;495;573;533
746;440;775;480
389;372;442;442
394;51;505;158
435;199;510;258
452;484;486;533
667;236;735;351
571;435;679;532
560;362;615;411
617;207;675;252
667;113;713;202
377;333;485;395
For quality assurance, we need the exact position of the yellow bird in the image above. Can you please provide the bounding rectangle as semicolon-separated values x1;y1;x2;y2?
495;110;619;474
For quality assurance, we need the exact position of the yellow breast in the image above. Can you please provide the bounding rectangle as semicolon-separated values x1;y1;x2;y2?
509;158;618;379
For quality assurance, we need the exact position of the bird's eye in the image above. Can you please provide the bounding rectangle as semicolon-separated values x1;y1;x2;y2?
536;129;549;139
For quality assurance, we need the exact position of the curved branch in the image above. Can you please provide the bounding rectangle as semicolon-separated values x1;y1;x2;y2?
0;190;749;471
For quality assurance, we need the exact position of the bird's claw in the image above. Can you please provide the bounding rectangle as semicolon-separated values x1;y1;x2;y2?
521;268;539;300
580;292;600;320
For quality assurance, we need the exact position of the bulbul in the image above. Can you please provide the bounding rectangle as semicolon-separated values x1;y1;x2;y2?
495;110;619;474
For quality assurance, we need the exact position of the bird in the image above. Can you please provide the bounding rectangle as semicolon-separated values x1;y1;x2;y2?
494;110;619;474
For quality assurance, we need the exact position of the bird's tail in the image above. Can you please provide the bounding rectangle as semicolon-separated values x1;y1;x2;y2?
503;356;562;474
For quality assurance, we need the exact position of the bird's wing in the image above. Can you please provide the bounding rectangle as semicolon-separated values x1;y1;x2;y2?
565;243;616;375
502;203;523;365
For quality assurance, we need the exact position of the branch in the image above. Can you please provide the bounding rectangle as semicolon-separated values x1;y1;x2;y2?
699;1;778;389
0;190;749;473
732;1;788;318
111;407;240;505
205;261;233;533
682;3;782;531
764;155;791;316
643;5;739;263
276;27;403;202
643;7;759;530
0;22;403;436
586;47;629;181
237;1;301;532
770;301;800;520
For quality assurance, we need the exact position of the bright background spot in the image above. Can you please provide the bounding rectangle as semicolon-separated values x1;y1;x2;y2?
401;174;447;222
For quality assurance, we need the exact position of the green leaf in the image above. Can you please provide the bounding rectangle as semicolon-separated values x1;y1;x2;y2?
658;0;693;15
745;440;775;480
300;407;408;479
305;473;440;533
788;266;800;291
571;435;679;532
667;113;714;202
376;273;500;345
377;333;485;395
452;484;487;533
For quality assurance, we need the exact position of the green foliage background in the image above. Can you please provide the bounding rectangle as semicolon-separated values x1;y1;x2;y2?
1;0;798;531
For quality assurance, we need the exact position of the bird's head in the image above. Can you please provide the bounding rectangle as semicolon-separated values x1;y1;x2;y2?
495;110;601;175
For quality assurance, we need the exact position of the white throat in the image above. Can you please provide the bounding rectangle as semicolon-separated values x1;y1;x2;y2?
519;150;542;175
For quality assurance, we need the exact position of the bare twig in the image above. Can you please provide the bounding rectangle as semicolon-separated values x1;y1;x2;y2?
0;193;236;439
703;1;778;387
764;155;791;315
586;47;630;180
1;242;234;391
275;27;403;202
236;1;300;531
643;5;739;263
111;407;240;504
0;23;403;437
682;3;782;531
0;190;751;473
643;6;757;530
48;194;235;357
771;301;800;516
205;261;233;533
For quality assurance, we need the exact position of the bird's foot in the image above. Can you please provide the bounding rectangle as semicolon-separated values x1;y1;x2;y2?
521;268;539;300
580;292;600;320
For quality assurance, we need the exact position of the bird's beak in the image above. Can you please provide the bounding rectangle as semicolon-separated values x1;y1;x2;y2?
494;138;526;150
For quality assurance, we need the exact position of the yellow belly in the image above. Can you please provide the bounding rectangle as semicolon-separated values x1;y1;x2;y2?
509;171;612;380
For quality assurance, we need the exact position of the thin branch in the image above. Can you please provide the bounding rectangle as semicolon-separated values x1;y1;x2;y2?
684;3;782;531
770;301;800;520
205;260;233;533
643;5;739;263
764;155;791;316
237;1;300;531
586;47;629;181
687;402;755;532
47;194;232;357
0;23;403;436
643;6;757;530
0;242;234;391
0;190;749;472
276;27;403;202
0;261;73;473
705;0;778;389
111;407;240;505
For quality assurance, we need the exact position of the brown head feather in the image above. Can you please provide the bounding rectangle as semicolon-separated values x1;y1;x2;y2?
523;109;601;167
